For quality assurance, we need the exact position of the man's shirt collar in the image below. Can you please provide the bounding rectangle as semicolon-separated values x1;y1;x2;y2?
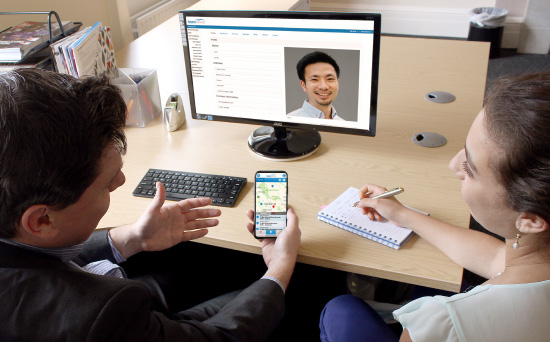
0;238;83;263
302;100;339;119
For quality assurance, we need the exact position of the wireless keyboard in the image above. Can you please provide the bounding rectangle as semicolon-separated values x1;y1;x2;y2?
133;168;247;207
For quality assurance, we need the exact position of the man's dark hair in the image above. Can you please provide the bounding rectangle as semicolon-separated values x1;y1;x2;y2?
483;71;550;223
296;51;340;83
0;68;127;238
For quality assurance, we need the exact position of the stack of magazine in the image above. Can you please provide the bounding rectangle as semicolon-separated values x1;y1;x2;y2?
50;22;118;78
0;20;81;70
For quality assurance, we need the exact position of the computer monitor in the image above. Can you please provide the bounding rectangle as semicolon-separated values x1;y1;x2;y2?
179;10;381;160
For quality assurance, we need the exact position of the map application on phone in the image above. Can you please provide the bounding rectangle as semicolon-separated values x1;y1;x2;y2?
254;171;288;238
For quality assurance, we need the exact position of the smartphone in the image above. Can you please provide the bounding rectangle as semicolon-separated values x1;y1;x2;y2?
254;171;288;238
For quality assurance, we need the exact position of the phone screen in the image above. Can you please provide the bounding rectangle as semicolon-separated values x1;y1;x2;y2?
254;171;288;238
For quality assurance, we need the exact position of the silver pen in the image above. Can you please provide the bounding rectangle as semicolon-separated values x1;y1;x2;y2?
352;187;404;207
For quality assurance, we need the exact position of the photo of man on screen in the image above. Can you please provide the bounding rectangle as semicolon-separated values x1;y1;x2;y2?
287;51;344;120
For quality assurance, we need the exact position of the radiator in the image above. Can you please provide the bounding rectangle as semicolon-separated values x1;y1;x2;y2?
131;0;199;38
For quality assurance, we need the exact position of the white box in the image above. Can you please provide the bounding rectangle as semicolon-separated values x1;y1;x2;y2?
113;68;161;127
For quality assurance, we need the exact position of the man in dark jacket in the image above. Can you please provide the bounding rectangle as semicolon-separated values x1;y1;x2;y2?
0;68;301;341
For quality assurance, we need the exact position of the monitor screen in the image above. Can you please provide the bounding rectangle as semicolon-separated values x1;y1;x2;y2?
179;10;381;160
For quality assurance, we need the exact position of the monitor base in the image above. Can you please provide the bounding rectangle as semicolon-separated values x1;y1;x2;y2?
248;126;321;161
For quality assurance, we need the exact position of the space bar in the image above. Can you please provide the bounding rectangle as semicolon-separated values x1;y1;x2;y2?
166;193;196;200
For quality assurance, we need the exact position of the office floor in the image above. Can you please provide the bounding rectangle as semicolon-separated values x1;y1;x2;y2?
486;48;550;88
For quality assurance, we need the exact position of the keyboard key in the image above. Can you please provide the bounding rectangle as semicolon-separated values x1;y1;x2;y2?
132;168;247;207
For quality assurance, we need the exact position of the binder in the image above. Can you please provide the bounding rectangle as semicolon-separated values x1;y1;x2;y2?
318;187;415;249
50;22;118;78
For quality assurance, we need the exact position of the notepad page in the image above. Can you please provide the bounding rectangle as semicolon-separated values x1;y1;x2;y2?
318;187;413;248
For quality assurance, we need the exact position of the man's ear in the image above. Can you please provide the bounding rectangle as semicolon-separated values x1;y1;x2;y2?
300;80;307;92
20;205;58;239
516;212;549;234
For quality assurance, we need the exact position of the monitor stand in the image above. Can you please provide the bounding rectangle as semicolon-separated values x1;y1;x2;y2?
248;126;321;161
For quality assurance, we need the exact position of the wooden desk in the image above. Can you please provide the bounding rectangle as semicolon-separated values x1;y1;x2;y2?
106;14;490;292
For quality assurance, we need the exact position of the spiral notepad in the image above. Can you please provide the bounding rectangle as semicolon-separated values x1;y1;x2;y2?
318;187;414;249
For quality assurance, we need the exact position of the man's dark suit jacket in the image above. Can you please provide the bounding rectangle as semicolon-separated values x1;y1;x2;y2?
0;230;285;341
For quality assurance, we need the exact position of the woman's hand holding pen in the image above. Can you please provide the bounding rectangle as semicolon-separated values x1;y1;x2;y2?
355;184;409;227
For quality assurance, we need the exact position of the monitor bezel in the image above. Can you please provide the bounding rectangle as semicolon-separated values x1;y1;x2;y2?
180;10;381;137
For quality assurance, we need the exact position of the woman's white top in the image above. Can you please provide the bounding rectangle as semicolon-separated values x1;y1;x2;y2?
393;280;550;342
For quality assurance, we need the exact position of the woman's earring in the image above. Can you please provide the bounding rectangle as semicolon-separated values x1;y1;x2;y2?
513;232;521;249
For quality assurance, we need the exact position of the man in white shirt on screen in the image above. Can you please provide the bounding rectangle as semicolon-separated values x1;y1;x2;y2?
287;51;344;121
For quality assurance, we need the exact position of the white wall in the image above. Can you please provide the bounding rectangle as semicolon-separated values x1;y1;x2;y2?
495;0;528;49
311;0;549;53
310;0;496;38
495;0;528;17
518;0;550;54
312;0;494;9
127;0;164;16
3;1;547;53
